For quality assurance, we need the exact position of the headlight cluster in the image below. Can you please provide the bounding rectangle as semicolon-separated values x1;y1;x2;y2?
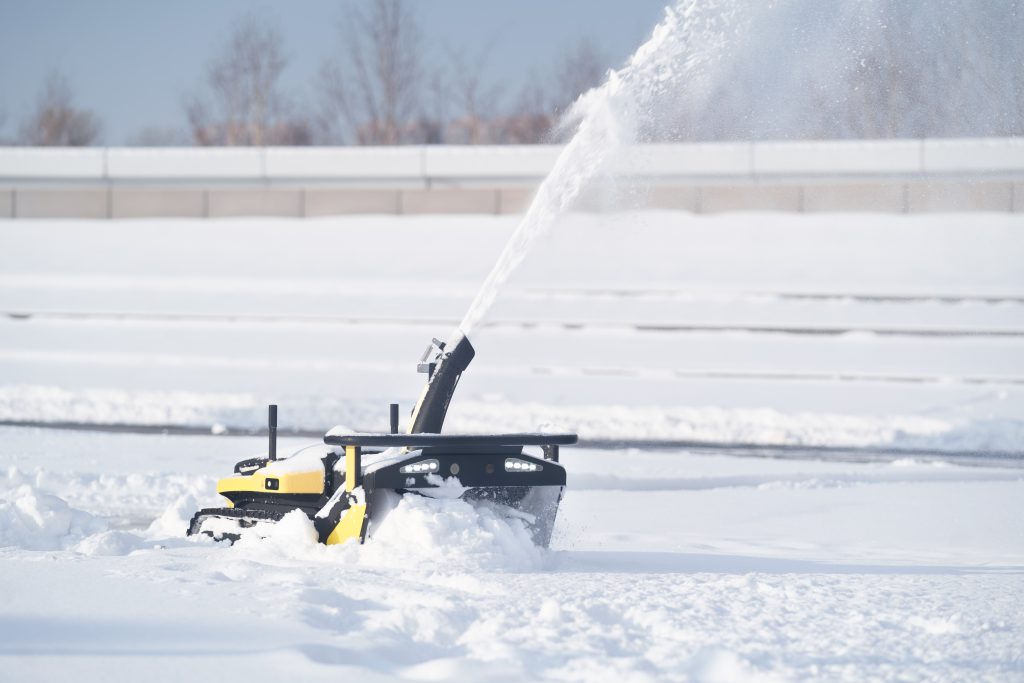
400;459;439;474
505;458;542;472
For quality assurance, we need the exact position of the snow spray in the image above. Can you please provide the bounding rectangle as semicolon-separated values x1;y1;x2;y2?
457;0;1011;335
458;0;739;334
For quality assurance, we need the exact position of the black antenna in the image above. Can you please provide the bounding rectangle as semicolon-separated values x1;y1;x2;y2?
268;404;278;461
390;403;400;434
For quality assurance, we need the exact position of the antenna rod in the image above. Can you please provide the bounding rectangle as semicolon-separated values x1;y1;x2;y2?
390;403;399;434
268;404;278;461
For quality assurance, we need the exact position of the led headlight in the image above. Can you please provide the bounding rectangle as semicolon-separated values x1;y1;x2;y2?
505;458;542;472
400;459;439;474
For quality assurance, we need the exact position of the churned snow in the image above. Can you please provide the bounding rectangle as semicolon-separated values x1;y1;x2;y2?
0;428;1022;681
0;483;105;551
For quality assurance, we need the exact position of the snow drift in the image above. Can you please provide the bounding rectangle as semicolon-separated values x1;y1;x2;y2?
0;484;105;551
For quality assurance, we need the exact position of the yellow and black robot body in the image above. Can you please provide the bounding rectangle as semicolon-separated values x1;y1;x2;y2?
187;333;577;548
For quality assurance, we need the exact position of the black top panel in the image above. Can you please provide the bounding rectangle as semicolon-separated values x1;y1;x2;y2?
323;432;578;448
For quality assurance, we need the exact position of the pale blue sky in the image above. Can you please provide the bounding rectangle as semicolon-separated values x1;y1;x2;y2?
0;0;671;143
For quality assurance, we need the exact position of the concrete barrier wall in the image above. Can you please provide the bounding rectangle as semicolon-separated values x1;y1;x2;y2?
111;188;205;218
0;189;13;218
1;138;1021;217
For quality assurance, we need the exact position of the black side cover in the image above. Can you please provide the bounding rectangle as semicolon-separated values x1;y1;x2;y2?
313;490;354;543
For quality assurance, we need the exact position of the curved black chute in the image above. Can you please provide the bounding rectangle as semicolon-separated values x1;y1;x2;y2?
407;331;476;433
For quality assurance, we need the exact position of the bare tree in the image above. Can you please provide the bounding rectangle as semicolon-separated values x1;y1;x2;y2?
422;70;449;143
187;16;309;145
317;0;423;145
444;47;502;144
552;38;609;115
18;72;101;146
1013;1;1024;133
127;125;189;146
490;76;553;144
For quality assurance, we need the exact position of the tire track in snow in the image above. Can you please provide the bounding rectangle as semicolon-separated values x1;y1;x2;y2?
4;274;1023;305
1;421;1021;465
6;310;1024;338
2;348;1022;387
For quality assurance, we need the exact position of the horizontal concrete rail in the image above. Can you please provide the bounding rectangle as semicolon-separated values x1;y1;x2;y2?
0;138;1022;218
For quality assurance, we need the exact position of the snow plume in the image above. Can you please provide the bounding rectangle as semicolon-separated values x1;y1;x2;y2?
459;0;1022;333
670;0;1024;141
459;0;738;334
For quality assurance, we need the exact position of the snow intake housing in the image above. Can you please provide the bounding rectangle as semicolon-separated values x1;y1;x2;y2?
321;432;575;546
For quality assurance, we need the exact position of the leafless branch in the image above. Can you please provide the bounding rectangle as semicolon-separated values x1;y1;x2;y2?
445;46;503;144
552;38;609;115
317;0;423;144
187;16;309;145
18;71;101;146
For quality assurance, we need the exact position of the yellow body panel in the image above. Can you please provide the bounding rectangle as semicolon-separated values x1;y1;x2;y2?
344;445;359;492
216;468;325;496
325;503;367;545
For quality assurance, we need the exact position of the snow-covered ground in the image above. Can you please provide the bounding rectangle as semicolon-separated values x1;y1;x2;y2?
1;211;1023;681
2;212;1023;452
1;428;1022;681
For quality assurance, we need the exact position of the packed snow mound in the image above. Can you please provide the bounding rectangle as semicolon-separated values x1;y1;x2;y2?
0;385;258;427
688;648;787;683
448;403;960;449
148;493;205;539
255;508;320;547
0;484;106;550
74;530;146;556
229;509;327;558
8;386;1021;454
358;495;545;572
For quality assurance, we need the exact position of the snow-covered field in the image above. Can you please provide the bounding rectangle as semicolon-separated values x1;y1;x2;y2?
1;211;1023;681
2;212;1023;452
2;429;1022;681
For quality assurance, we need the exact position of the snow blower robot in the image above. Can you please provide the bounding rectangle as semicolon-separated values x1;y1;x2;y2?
187;331;576;547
